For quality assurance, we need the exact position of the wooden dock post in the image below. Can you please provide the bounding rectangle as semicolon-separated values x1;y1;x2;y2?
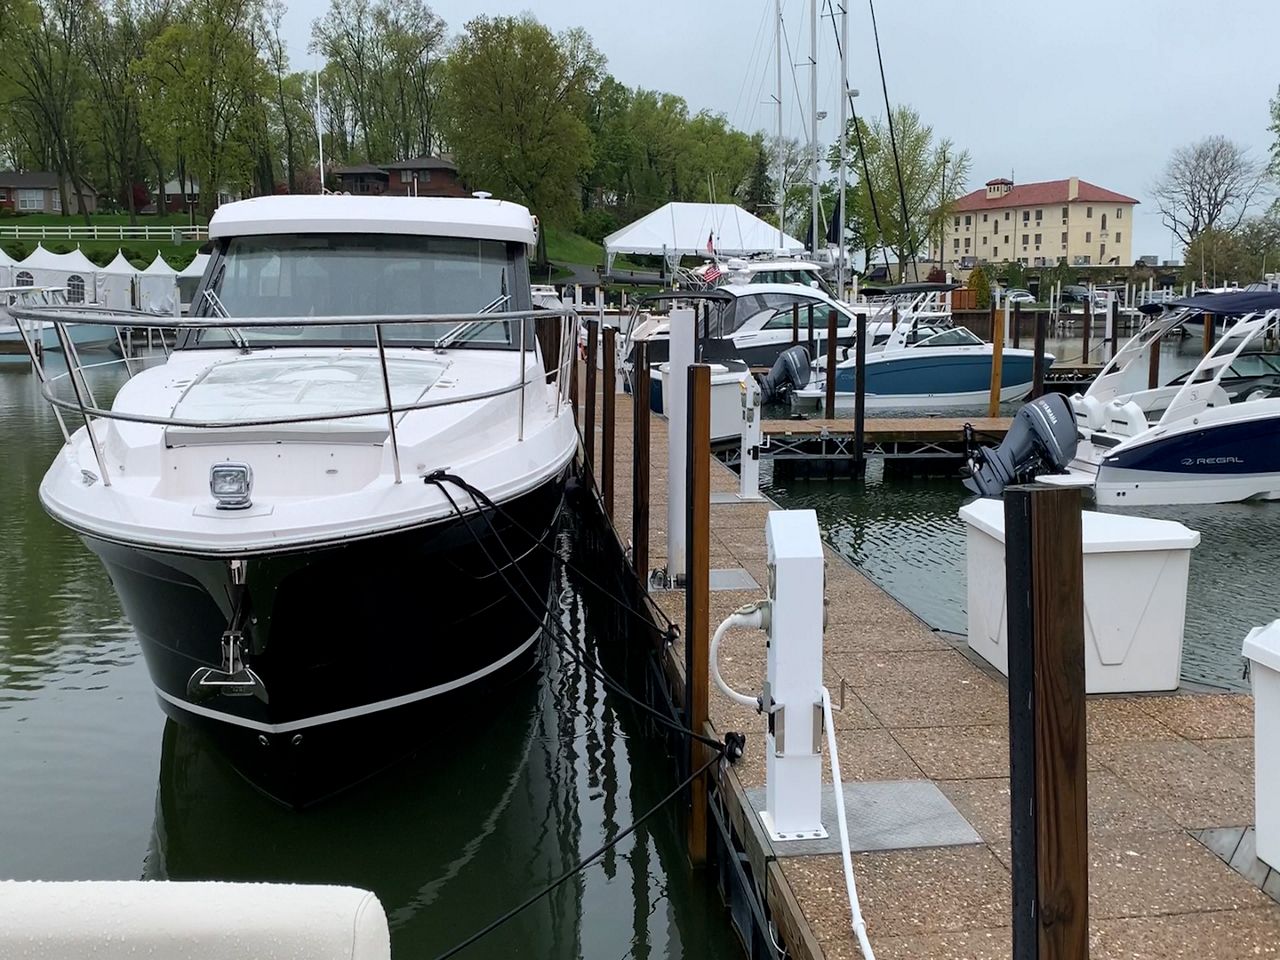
1012;301;1022;349
791;303;800;345
1203;312;1214;355
1032;310;1047;399
1004;485;1088;960
569;331;580;424
1108;299;1119;361
824;308;838;415
1081;298;1091;365
891;305;899;329
584;318;598;481
685;363;712;867
988;304;1005;417
632;341;650;582
601;326;616;519
1148;334;1162;390
806;304;815;359
854;311;866;471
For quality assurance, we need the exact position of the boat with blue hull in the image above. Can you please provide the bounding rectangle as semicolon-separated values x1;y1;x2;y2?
1064;289;1280;505
791;324;1051;413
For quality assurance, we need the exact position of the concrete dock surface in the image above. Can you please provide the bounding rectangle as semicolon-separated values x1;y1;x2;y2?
588;374;1279;960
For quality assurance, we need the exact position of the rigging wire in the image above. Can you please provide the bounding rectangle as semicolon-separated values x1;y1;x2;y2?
728;0;774;131
823;0;891;273
867;0;917;281
422;472;722;754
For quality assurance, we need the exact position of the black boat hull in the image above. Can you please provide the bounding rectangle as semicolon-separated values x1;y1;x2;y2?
84;471;567;804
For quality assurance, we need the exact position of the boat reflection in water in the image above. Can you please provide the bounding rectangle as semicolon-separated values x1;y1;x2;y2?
141;548;741;959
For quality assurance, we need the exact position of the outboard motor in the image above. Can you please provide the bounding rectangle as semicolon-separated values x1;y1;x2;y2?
962;393;1078;497
759;345;812;403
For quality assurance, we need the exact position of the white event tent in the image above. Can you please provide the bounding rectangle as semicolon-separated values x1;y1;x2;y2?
138;252;179;314
603;202;805;273
95;249;140;310
176;252;210;311
17;244;101;303
0;246;16;287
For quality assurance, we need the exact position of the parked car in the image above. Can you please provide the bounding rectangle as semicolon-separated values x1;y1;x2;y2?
1004;288;1035;304
1061;284;1092;303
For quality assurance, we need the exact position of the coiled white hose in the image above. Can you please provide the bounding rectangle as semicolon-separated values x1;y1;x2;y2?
710;603;769;708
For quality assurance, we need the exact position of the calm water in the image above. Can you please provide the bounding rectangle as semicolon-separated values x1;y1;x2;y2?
0;358;738;959
765;335;1270;692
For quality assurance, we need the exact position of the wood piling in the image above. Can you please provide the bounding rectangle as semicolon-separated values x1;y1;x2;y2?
824;309;838;416
988;303;1005;417
1203;312;1214;355
1004;485;1088;960
791;303;799;345
1013;301;1022;349
685;363;711;866
806;304;815;359
601;326;616;520
584;318;598;481
1148;334;1161;390
1081;299;1091;365
1032;310;1047;399
854;311;866;471
632;341;650;582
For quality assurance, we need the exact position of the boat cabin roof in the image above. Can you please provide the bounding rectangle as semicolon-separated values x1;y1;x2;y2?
208;195;537;245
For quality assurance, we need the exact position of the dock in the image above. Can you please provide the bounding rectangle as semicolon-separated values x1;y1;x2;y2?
582;362;1280;960
726;417;1011;478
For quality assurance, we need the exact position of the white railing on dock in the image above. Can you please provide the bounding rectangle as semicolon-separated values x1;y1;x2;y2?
0;224;208;242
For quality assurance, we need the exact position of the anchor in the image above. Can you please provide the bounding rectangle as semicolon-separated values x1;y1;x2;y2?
187;560;268;704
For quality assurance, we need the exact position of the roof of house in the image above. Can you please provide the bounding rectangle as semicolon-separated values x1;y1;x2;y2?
209;194;536;245
333;164;389;177
0;171;59;189
381;156;457;172
953;178;1140;212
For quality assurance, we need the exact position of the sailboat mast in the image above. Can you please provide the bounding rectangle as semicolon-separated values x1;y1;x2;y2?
836;0;848;297
775;0;784;249
314;70;325;194
809;0;819;259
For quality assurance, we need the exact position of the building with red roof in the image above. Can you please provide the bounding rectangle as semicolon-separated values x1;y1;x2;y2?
935;176;1138;271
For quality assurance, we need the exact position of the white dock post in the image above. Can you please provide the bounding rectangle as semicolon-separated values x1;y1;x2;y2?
738;376;764;501
760;509;827;840
665;307;696;583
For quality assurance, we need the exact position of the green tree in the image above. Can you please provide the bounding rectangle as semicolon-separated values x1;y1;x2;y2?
135;0;268;218
838;104;971;280
442;14;604;257
966;263;991;305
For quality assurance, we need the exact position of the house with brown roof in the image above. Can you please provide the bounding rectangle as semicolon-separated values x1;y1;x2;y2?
935;176;1138;270
332;156;467;198
0;171;97;215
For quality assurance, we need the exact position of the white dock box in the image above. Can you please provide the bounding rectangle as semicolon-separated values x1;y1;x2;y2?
1243;622;1280;869
959;498;1200;694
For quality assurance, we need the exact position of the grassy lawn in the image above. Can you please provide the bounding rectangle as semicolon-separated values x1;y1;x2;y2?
0;212;206;226
544;226;603;267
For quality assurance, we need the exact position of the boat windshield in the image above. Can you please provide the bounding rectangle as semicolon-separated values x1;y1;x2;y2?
914;327;983;348
748;269;833;296
188;233;521;349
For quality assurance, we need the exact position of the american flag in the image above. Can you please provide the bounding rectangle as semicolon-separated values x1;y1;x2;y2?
703;262;722;284
706;231;715;254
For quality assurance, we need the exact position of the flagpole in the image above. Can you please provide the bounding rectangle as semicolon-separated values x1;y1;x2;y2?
775;0;784;250
836;0;848;299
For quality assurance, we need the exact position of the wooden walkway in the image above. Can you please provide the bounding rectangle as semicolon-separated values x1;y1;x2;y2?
585;373;1278;960
763;417;1011;442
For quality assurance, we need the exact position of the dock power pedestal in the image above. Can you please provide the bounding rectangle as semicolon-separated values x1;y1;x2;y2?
760;509;827;841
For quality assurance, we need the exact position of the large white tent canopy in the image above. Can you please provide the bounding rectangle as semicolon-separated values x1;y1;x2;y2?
17;243;100;303
95;249;140;310
0;246;16;288
603;202;804;271
176;252;210;310
139;252;178;314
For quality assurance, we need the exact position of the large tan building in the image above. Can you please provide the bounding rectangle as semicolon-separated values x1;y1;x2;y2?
934;176;1138;271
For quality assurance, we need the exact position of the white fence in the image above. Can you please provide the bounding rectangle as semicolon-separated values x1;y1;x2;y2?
0;224;207;242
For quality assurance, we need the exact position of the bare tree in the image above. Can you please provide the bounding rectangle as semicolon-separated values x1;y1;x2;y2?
1153;136;1269;248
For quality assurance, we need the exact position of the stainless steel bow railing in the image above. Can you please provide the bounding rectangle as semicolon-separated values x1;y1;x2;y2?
8;304;581;488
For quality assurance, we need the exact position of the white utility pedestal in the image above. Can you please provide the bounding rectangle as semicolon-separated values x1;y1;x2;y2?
738;376;764;500
665;307;696;583
760;509;827;841
1244;622;1280;869
960;498;1199;694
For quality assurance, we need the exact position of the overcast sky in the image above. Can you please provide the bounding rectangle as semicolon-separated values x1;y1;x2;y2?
278;0;1280;260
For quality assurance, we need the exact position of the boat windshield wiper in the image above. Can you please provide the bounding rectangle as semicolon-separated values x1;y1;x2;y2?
433;293;511;351
201;288;250;351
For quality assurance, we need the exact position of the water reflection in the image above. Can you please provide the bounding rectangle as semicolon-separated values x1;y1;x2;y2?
0;356;738;958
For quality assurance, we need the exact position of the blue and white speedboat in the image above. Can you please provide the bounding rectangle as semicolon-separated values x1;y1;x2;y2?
1064;290;1280;505
790;322;1052;413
